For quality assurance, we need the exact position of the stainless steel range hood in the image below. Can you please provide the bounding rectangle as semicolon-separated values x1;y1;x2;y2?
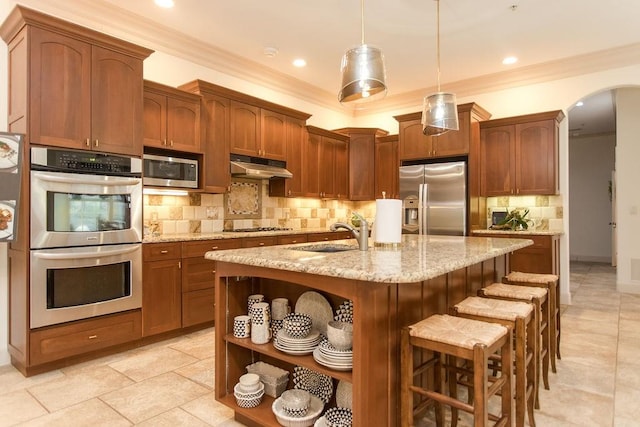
230;154;292;179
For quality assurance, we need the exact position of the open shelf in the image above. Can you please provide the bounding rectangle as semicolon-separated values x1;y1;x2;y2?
219;393;280;427
225;334;353;382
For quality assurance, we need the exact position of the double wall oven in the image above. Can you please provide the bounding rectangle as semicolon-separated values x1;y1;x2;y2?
29;147;143;328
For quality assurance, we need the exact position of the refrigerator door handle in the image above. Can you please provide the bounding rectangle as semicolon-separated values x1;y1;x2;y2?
419;183;428;235
418;183;423;235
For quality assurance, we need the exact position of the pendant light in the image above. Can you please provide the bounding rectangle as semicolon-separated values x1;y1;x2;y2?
422;0;458;136
338;0;387;104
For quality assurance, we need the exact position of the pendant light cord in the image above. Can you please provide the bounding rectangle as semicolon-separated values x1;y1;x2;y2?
361;0;365;45
436;0;441;91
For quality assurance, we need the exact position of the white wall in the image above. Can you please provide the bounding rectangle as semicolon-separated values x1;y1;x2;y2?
615;88;640;294
2;2;640;365
569;133;616;262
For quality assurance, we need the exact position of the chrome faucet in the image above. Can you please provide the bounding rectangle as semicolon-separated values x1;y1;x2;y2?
330;212;369;251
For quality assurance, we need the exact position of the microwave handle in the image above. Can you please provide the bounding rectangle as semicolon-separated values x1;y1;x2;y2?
32;245;140;260
32;172;141;187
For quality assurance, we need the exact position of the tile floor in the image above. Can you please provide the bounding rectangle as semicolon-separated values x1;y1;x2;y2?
0;262;638;426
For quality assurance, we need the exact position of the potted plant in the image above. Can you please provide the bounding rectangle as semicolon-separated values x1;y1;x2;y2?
492;208;532;231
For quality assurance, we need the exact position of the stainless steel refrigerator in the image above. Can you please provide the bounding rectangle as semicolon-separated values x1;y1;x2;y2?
399;161;467;236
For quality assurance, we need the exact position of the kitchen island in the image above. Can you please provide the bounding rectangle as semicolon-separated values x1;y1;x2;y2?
206;234;532;427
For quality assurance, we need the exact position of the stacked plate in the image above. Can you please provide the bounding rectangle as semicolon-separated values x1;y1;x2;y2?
274;328;322;355
312;338;353;371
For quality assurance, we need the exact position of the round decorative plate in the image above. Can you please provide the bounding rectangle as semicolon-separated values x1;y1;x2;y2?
0;202;15;239
314;415;328;427
334;299;353;323
0;137;18;171
295;291;334;336
273;341;317;356
293;366;334;403
313;348;353;371
318;338;353;355
336;380;353;409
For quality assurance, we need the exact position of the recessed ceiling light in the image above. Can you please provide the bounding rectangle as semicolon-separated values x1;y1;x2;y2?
575;101;584;107
292;58;307;68
154;0;174;8
502;56;518;65
263;47;279;58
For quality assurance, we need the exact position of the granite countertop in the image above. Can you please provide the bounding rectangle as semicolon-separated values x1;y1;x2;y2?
205;234;533;284
471;229;564;236
142;228;334;243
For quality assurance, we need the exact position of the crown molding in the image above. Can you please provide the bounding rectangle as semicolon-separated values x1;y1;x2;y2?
16;0;640;118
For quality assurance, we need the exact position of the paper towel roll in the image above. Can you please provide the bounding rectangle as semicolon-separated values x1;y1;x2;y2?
374;199;402;244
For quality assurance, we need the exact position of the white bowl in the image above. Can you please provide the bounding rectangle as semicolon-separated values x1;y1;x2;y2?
327;321;353;351
272;394;324;427
234;381;265;399
239;373;261;392
280;389;311;417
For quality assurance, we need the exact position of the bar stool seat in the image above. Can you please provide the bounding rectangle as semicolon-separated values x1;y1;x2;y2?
478;283;551;410
401;314;512;427
503;271;561;372
453;296;537;427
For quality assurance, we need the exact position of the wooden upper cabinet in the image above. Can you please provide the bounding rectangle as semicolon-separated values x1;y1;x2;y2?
480;111;564;196
260;110;287;161
304;126;349;199
395;103;491;161
270;117;307;197
143;80;201;153
22;26;150;156
334;137;349;200
375;134;399;199
304;129;321;197
334;127;388;201
229;100;261;157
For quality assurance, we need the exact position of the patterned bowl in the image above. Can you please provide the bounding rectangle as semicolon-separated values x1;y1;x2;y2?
235;390;264;408
283;313;313;338
325;407;353;427
280;389;311;418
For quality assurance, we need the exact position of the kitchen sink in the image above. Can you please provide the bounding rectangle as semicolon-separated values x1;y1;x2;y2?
291;243;357;253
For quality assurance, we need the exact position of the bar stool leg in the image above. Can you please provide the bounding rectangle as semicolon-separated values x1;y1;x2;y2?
473;345;488;427
400;328;414;427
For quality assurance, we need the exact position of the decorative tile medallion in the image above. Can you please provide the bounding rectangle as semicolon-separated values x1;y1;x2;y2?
225;179;262;219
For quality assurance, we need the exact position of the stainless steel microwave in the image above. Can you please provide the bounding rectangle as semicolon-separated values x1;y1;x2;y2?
143;153;198;189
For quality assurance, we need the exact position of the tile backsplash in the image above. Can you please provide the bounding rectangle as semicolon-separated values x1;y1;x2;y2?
486;195;564;231
144;181;375;235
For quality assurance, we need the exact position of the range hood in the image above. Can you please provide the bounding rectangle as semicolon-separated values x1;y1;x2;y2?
230;154;292;179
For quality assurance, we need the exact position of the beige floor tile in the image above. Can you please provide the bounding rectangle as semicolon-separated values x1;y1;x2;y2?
28;365;134;412
537;382;614;426
614;416;640;427
0;364;64;395
618;319;640;340
562;305;620;323
174;357;215;389
180;392;236;426
136;407;210;427
100;372;209;424
108;346;199;382
561;313;619;337
548;358;616;396
616;340;640;367
169;330;215;360
19;397;131;427
614;383;640;421
616;360;640;387
0;389;48;425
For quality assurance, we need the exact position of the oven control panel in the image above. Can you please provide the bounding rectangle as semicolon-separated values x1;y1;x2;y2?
31;147;142;176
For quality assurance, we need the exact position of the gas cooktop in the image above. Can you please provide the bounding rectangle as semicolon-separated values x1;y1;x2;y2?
228;227;293;232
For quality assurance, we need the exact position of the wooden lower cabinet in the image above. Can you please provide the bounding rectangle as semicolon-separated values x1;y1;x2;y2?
142;242;182;336
306;231;353;242
182;288;216;328
30;310;141;366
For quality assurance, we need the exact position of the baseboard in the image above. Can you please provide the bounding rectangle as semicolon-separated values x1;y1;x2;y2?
560;289;572;305
570;255;611;263
617;281;640;295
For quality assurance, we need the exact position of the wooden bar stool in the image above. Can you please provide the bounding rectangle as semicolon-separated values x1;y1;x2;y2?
478;283;550;410
452;296;536;427
503;271;561;372
401;314;512;427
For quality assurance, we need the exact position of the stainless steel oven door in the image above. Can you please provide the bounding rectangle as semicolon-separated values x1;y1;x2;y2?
30;243;142;328
30;171;142;249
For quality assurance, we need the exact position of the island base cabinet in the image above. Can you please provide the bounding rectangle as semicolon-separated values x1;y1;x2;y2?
213;256;504;426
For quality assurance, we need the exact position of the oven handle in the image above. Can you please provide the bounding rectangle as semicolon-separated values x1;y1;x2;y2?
32;245;140;260
32;172;141;187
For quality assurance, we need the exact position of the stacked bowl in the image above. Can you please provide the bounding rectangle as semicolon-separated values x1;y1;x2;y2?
234;373;265;408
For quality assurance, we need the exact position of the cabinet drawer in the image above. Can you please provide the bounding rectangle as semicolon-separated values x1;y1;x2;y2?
143;242;181;261
277;234;308;245
242;236;278;248
307;231;353;242
30;310;142;365
182;288;215;327
182;239;242;258
182;257;216;292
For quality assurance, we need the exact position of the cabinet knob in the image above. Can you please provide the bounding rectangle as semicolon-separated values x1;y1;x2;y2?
288;190;291;196
292;240;297;243
211;246;219;250
94;139;99;147
259;242;265;246
170;140;174;147
160;250;169;254
163;139;167;146
212;270;216;274
88;335;97;340
85;138;90;147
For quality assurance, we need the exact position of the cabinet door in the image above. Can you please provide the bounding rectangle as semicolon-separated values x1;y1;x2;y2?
480;125;515;196
166;96;201;152
515;120;556;195
182;288;215;328
202;95;231;192
334;138;349;200
399;119;432;160
260;110;287;160
318;136;335;198
272;118;306;197
143;91;167;147
29;27;91;150
348;133;374;200
304;131;321;197
229;100;260;156
375;137;399;199
91;46;143;156
142;259;182;336
432;111;470;157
